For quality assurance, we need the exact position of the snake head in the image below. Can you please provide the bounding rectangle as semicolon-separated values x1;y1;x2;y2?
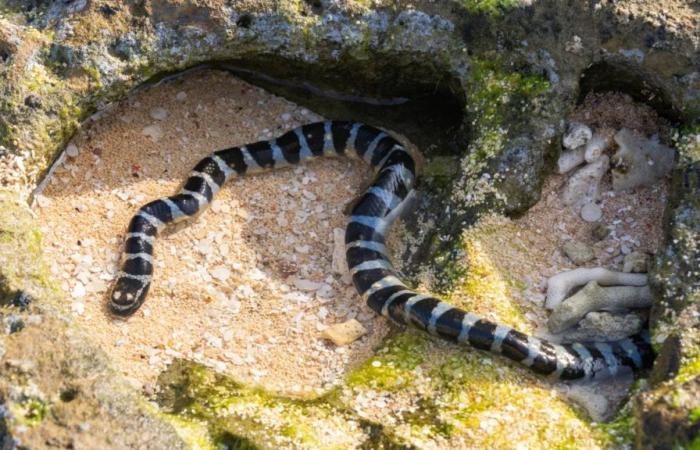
109;275;150;316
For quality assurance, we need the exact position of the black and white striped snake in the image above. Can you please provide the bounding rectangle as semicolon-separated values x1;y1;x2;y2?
109;121;654;381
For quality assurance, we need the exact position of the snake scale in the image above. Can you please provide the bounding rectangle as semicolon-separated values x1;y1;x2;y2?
109;121;654;380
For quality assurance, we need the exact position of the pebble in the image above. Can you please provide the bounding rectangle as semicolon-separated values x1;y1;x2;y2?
562;240;595;265
331;228;348;275
591;223;610;241
563;122;592;150
584;133;610;163
562;156;609;208
65;143;79;158
294;278;322;291
557;147;585;174
623;252;649;273
142;124;163;141
210;266;231;282
580;203;602;222
175;91;187;101
71;301;85;316
71;282;86;298
149;107;168;121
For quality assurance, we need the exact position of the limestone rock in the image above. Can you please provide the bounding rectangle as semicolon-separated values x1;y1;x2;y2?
584;133;611;163
548;281;652;333
557;147;585;174
562;156;609;208
555;311;646;343
623;251;649;273
612;128;676;191
321;319;368;346
580;202;603;222
546;267;648;310
562;240;594;265
563;122;592;150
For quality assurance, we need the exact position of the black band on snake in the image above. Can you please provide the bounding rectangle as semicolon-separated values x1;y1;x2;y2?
109;121;654;381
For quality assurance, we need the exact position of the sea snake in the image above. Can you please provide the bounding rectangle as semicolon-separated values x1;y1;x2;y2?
109;120;654;381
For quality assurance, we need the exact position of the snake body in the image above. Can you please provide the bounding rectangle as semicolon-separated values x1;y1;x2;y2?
110;121;654;380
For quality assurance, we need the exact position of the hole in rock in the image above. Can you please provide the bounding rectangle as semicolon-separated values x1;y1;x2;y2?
33;66;462;396
461;89;675;420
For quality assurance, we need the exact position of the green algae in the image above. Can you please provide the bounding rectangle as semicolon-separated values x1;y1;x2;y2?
0;190;53;302
162;413;220;450
347;332;427;390
429;56;550;292
157;360;366;449
459;0;520;16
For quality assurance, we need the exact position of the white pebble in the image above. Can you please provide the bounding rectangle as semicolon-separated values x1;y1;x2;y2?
71;301;85;315
211;266;231;282
580;203;602;222
176;91;187;101
65;143;79;158
294;278;322;291
71;282;86;298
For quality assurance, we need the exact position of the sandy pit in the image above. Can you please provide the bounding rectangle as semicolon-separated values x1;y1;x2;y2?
34;69;394;394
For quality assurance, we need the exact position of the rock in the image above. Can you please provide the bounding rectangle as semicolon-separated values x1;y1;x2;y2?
548;281;652;333
564;386;609;422
3;315;25;334
557;147;585;174
563;122;592;150
210;266;231;282
294;278;322;291
65;143;79;158
554;311;646;343
562;240;594;265
636;376;700;450
331;228;348;275
612;128;676;191
564;35;583;54
583;133;610;163
563;373;635;423
623;251;649;273
545;267;648;310
142;124;163;141
321;319;368;346
591;223;610;241
580;202;602;222
562;156;609;208
645;159;700;441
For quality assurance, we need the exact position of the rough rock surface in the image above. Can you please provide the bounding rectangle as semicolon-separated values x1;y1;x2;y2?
0;0;698;448
554;310;646;343
548;281;652;333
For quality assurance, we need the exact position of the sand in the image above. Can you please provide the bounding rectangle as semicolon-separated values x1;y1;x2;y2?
35;69;392;394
